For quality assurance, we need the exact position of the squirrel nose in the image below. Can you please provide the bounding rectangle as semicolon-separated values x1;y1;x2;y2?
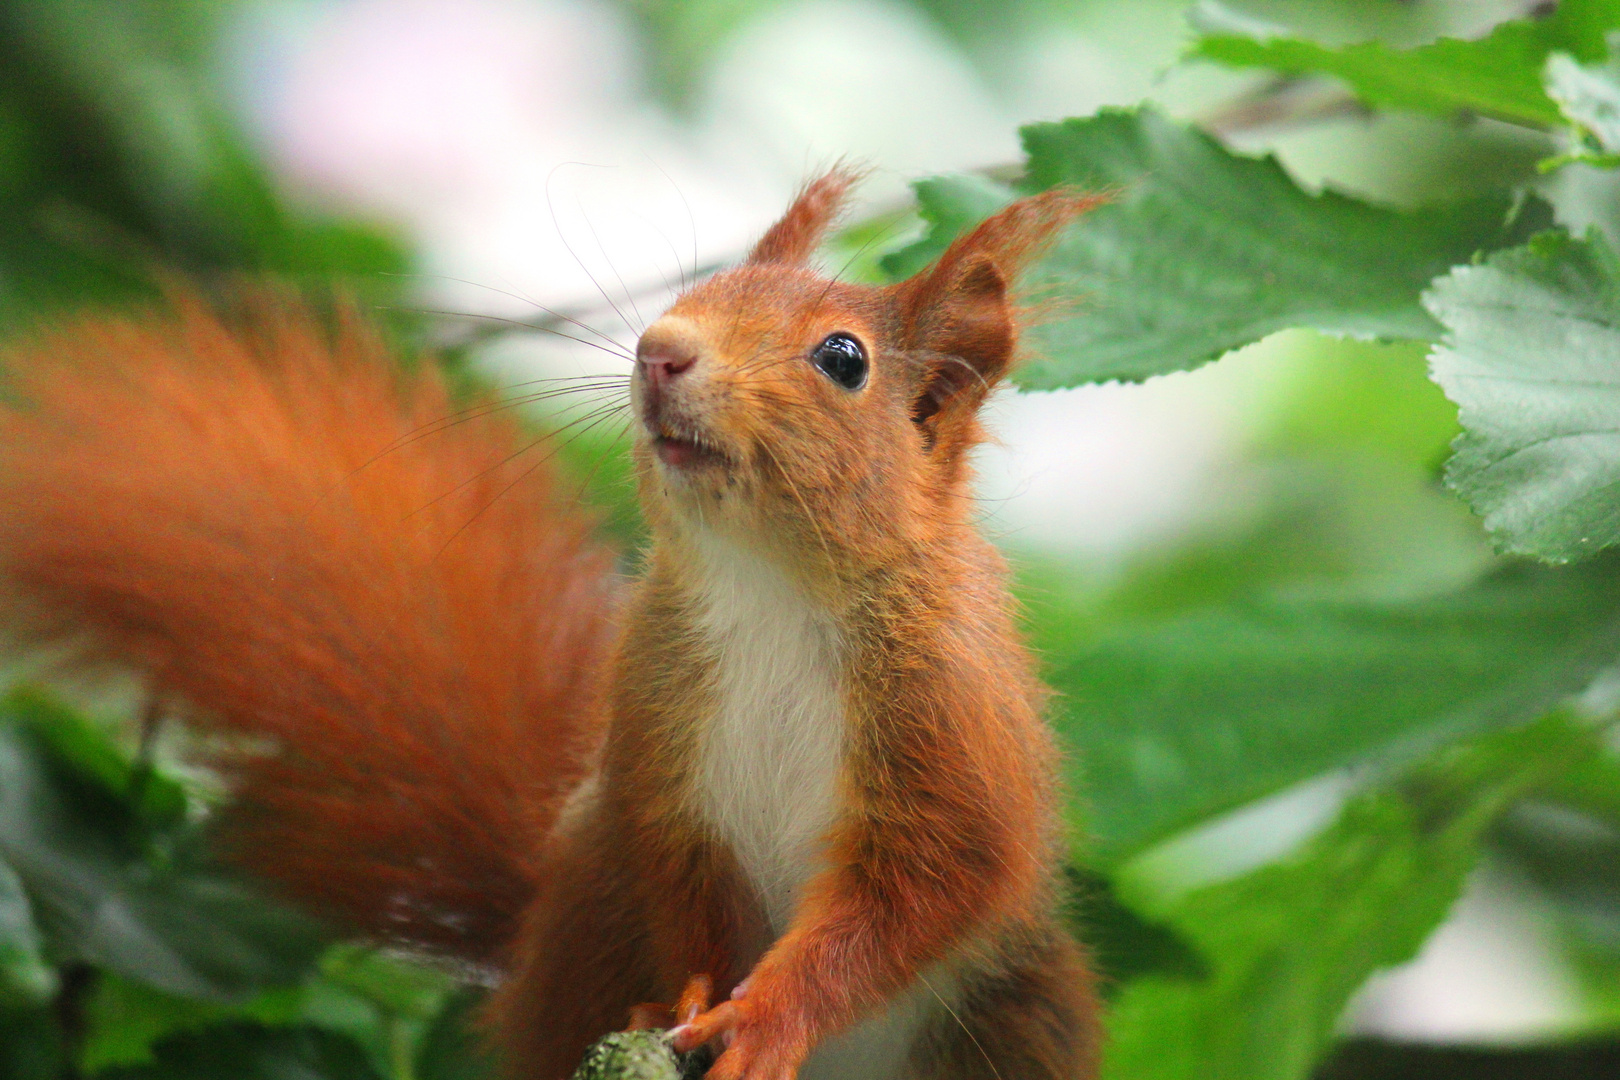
638;348;695;391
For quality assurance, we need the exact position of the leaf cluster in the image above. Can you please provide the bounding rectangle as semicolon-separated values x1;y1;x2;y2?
0;686;497;1080
873;2;1620;1076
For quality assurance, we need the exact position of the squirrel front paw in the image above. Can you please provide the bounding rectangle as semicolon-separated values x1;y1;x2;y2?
671;983;809;1080
628;974;714;1031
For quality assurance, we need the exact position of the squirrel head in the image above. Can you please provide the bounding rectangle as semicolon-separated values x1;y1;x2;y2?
630;168;1101;573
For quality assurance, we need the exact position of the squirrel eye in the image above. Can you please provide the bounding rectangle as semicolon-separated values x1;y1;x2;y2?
810;333;868;391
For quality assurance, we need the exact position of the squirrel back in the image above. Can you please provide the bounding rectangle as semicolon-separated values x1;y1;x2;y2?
0;296;618;963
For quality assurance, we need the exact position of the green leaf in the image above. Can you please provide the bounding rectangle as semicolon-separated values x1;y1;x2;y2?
1547;45;1620;153
4;687;186;831
883;109;1550;387
1495;795;1620;952
81;975;245;1073
1053;554;1620;862
625;0;785;106
0;692;327;1002
1426;228;1620;563
96;1022;385;1080
1537;742;1620;824
1063;868;1205;995
1192;0;1620;129
316;945;454;1024
415;989;499;1080
1102;716;1600;1080
79;946;469;1077
0;861;54;1007
0;1005;64;1080
877;173;1010;281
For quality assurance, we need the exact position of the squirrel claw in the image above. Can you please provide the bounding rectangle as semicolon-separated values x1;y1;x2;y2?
627;973;713;1033
676;974;713;1026
671;1000;740;1054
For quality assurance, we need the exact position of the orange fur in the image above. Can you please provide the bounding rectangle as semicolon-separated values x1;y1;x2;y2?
0;299;617;962
0;175;1103;1079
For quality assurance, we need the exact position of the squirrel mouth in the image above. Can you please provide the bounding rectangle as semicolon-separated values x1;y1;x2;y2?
654;432;726;470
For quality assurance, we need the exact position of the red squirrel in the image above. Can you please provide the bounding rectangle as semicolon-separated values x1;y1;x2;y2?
0;171;1103;1080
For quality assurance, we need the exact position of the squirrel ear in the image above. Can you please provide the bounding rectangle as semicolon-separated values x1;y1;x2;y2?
897;188;1105;456
747;167;862;266
902;256;1014;453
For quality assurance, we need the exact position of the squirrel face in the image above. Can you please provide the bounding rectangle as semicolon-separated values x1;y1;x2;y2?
629;171;1102;571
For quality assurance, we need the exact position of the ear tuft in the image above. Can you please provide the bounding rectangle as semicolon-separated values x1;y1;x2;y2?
914;186;1106;304
897;187;1106;459
747;165;866;266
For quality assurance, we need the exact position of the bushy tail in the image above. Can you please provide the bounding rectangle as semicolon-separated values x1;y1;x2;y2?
0;296;620;964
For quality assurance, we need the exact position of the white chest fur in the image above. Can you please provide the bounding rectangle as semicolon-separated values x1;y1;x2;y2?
688;535;846;934
685;536;940;1080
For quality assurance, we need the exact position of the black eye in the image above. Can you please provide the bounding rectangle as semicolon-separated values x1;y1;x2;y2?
811;333;868;390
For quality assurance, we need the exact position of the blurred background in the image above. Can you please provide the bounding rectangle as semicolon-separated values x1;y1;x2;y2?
4;0;1620;1077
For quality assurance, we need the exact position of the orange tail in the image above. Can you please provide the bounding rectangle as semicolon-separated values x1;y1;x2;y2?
0;297;620;964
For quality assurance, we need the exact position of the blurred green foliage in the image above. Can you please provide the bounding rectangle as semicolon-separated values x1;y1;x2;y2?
6;1;1620;1080
0;0;408;325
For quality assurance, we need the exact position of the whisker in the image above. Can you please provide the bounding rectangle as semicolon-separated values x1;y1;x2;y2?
829;214;909;287
364;379;630;470
547;163;640;341
379;272;634;355
734;349;804;382
628;208;688;299
917;974;1002;1080
579;192;646;333
407;307;635;364
434;399;632;558
339;391;624;502
408;396;631;522
558;413;637;513
647;156;700;290
932;351;997;399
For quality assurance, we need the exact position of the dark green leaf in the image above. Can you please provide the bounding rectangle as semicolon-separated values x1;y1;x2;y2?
0;1005;63;1080
4;687;186;831
316;945;453;1023
1064;868;1205;994
82;975;244;1073
883;109;1550;387
415;988;499;1080
1102;717;1599;1080
1192;0;1620;129
79;949;465;1076
79;971;323;1073
1494;794;1620;951
1053;554;1620;862
97;1022;385;1080
1315;1035;1620;1079
0;860;54;1007
0;692;326;1002
1427;228;1620;563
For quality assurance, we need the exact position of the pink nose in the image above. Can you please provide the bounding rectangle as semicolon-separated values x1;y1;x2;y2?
638;348;695;391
